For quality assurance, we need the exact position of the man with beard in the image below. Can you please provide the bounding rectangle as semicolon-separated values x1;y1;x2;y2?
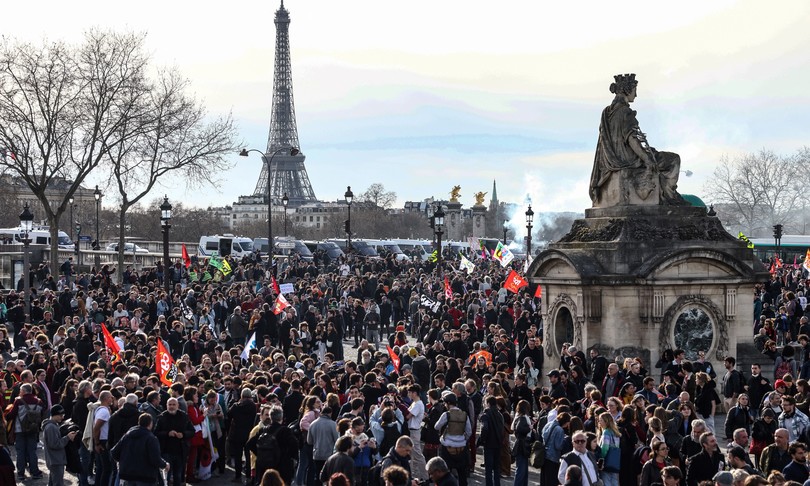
782;441;809;482
517;337;544;375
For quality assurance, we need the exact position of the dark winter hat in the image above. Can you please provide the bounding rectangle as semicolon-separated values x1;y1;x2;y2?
50;405;66;417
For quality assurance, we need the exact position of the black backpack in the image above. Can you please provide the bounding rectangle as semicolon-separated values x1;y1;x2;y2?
20;401;41;434
256;425;281;469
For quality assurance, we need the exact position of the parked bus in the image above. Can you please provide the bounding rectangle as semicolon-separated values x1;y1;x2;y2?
749;235;810;264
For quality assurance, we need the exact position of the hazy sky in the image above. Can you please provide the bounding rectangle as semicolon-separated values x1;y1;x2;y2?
6;0;810;223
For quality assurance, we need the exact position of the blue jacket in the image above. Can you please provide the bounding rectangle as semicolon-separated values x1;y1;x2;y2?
542;420;566;463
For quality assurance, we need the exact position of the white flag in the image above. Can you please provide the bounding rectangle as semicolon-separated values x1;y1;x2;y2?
459;254;475;274
240;332;257;361
420;294;441;313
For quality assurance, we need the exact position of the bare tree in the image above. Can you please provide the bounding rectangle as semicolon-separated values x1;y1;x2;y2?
104;66;237;281
703;150;801;236
0;30;151;276
359;183;397;210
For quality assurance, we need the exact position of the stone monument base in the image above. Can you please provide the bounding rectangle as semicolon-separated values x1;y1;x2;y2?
528;204;767;371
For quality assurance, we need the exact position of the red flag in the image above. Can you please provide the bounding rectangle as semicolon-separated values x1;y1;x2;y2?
271;276;281;294
503;270;528;293
181;244;192;268
156;339;177;386
444;276;452;301
101;323;122;364
770;262;776;275
272;294;290;315
387;345;400;373
534;285;543;298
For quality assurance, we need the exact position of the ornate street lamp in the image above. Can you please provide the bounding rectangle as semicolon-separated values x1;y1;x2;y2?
239;147;300;262
19;203;33;323
502;224;509;245
94;185;102;249
344;186;354;249
525;205;534;259
281;193;289;237
434;204;445;269
160;196;173;296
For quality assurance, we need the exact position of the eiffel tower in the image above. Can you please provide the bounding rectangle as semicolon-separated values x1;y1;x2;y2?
253;0;317;206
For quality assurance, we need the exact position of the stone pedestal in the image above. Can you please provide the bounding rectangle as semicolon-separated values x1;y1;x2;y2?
445;202;463;242
471;205;487;239
528;205;768;374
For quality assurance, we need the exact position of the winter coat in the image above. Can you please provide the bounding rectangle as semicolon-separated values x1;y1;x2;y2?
111;425;167;483
41;419;70;467
107;402;140;449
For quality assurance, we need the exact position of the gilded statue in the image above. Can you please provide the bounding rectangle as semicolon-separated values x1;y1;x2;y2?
589;74;686;207
473;191;487;206
449;185;461;203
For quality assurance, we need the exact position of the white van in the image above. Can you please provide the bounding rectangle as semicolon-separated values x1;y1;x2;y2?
0;227;74;250
362;240;409;261
388;239;431;261
198;234;254;259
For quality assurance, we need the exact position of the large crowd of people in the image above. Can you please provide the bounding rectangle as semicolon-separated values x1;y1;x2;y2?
0;249;805;486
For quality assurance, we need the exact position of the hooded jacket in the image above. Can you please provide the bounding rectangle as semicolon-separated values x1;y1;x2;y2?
107;402;140;448
42;418;70;467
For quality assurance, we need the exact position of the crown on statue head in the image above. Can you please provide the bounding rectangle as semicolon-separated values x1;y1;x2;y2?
612;73;637;94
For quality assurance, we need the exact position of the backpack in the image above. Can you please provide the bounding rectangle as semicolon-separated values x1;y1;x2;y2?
288;419;304;445
256;425;281;469
20;401;41;434
379;424;400;456
369;456;392;486
776;359;792;381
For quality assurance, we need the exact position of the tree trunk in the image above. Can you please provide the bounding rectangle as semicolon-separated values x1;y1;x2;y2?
47;214;60;280
117;205;128;284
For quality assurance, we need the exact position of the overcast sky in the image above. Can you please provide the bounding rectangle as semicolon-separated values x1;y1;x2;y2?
6;0;810;223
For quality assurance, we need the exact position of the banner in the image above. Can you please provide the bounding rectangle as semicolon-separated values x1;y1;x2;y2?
241;332;257;361
156;339;178;386
102;323;122;364
503;270;528;293
273;294;291;315
420;294;441;312
444;276;452;301
181;244;192;268
279;283;295;294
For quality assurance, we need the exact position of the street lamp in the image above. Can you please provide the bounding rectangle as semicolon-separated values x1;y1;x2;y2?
239;146;300;261
94;185;102;249
19;203;33;324
344;186;354;249
281;193;289;237
160;196;172;296
68;195;76;244
525;205;534;259
434;204;445;269
502;224;509;245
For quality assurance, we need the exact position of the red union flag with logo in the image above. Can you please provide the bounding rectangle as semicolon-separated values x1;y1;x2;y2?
156;339;178;386
504;270;528;293
273;293;291;315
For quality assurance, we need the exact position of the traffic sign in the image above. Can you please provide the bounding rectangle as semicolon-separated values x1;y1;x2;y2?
276;241;295;249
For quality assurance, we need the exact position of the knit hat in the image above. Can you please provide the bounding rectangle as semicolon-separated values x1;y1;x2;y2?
775;379;787;389
50;405;66;417
712;471;733;486
408;348;418;357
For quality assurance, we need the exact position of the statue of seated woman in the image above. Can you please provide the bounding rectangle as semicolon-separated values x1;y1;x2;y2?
589;73;687;207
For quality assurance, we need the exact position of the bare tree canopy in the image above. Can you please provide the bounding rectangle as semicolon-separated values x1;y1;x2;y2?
0;30;152;275
358;183;397;209
0;29;237;278
105;66;238;281
703;149;807;236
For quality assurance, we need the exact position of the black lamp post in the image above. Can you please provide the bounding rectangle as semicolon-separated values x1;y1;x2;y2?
68;195;76;247
434;204;445;269
281;193;289;237
239;147;300;261
94;185;102;249
19;203;33;324
344;186;354;249
160;196;173;296
502;224;508;245
525;205;534;259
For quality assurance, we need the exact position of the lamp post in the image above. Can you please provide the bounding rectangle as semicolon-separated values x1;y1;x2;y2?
525;205;534;259
19;203;33;324
68;195;75;244
281;193;289;237
427;205;435;245
502;224;508;245
434;204;445;269
160;196;172;296
344;186;354;249
239;147;300;261
94;185;102;249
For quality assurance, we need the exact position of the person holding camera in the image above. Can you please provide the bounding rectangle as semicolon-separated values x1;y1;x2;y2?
42;404;78;486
